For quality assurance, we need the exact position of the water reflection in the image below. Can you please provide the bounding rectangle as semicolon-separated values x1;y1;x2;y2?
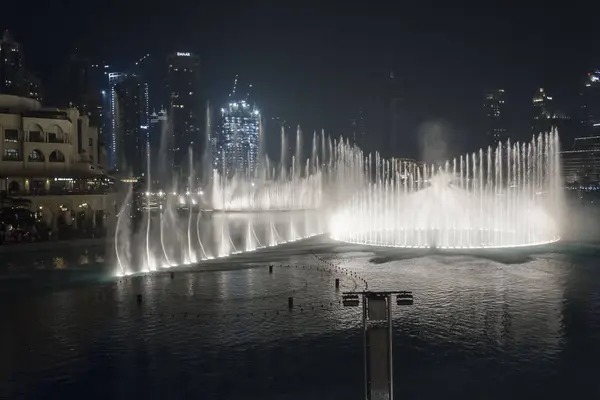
1;242;600;398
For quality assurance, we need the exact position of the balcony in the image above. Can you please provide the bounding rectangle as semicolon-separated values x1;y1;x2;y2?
28;131;44;143
48;135;66;144
3;188;115;197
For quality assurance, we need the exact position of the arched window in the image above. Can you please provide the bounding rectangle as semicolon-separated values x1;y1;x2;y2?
28;149;44;162
27;123;45;142
49;150;65;162
8;181;20;194
47;125;65;143
3;148;21;161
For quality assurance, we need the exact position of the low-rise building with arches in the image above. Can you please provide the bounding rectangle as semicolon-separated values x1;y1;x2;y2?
0;94;115;236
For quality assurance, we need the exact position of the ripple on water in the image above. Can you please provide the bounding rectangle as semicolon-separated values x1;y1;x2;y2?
2;242;600;398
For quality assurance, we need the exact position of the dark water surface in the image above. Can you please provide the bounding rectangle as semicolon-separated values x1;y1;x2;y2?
1;238;600;399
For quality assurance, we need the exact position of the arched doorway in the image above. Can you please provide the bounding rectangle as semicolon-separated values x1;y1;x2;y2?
28;149;45;162
8;181;20;195
49;150;66;162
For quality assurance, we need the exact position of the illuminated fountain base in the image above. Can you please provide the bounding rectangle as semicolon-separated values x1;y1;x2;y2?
115;210;324;277
330;229;560;250
330;132;563;250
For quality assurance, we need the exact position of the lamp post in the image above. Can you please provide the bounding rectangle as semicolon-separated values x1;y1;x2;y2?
342;290;414;400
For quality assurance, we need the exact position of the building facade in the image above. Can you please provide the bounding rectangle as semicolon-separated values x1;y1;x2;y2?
108;72;127;170
562;135;600;188
114;75;147;176
0;31;23;96
214;100;260;176
0;94;115;234
167;52;202;171
484;89;507;145
532;88;555;135
581;70;600;137
148;107;167;179
0;31;43;103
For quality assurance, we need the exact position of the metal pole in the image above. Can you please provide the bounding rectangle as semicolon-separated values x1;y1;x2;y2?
388;293;394;399
363;294;368;400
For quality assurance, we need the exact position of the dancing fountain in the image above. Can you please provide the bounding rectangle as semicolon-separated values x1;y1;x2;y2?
329;132;563;249
114;109;563;277
114;125;341;276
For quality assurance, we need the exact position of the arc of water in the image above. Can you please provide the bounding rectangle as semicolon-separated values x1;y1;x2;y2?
160;212;174;267
195;211;208;259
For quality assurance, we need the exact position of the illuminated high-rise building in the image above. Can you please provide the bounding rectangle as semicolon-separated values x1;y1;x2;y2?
0;30;23;96
114;75;147;176
581;70;600;136
483;89;507;144
0;30;42;102
107;71;148;171
214;100;260;176
108;72;128;169
532;88;555;135
148;107;167;176
167;51;202;171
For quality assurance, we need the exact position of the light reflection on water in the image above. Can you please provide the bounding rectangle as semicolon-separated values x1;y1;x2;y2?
1;239;600;399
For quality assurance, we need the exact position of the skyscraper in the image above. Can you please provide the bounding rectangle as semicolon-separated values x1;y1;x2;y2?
166;52;202;171
532;88;555;135
385;70;407;158
483;89;507;144
214;100;260;176
21;71;43;103
107;70;149;172
114;75;147;176
108;72;128;170
351;107;367;150
581;70;600;136
148;107;167;176
62;55;106;144
0;30;23;96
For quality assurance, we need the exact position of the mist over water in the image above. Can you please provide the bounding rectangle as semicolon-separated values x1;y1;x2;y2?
418;120;453;165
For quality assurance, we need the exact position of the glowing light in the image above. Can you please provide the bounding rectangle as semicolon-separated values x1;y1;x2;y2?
330;132;562;250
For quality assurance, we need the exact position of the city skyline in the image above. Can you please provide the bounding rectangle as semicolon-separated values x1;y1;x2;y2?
1;3;600;168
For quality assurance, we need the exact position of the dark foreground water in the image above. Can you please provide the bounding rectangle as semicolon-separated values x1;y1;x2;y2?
1;237;600;399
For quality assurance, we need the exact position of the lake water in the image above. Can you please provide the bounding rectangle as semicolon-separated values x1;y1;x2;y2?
1;237;600;399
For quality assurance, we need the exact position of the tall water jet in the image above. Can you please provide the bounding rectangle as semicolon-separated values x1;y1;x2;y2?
280;125;287;178
115;185;133;275
330;131;563;249
144;140;155;271
295;125;302;178
195;209;208;260
245;218;255;251
187;145;196;264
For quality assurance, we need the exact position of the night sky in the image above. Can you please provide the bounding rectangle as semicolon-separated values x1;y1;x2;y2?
2;1;599;158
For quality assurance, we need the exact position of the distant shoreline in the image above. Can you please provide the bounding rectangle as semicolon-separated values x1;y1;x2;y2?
0;237;110;254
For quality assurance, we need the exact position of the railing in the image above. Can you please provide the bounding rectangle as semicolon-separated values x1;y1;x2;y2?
4;188;115;197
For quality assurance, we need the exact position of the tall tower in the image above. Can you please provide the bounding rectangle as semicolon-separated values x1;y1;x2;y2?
0;30;24;96
581;70;600;137
216;99;260;177
386;70;406;158
532;88;555;135
114;75;146;176
166;51;203;173
108;72;128;170
483;89;507;145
